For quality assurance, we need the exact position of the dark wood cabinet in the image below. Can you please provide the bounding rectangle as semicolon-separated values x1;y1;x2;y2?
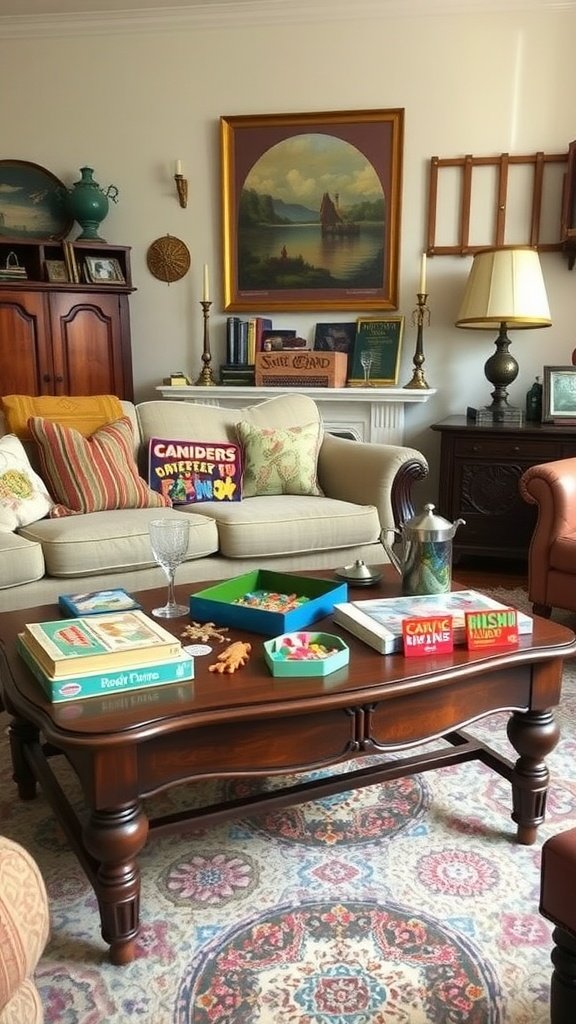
432;416;576;560
0;240;134;400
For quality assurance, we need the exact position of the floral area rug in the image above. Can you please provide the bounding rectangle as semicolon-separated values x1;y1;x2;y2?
2;587;576;1024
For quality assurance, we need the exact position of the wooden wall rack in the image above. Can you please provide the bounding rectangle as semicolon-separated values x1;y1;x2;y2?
426;150;568;257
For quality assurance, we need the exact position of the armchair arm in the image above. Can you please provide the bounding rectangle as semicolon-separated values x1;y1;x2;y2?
519;458;576;609
317;433;428;531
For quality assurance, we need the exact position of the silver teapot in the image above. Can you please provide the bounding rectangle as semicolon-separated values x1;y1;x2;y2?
382;503;465;596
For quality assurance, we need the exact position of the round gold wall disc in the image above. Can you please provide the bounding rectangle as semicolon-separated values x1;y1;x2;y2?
146;234;191;283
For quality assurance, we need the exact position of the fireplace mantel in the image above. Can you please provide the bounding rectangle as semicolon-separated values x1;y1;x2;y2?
155;385;437;446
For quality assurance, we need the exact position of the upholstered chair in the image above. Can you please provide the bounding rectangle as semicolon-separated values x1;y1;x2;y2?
0;836;49;1024
540;828;576;1024
519;458;576;617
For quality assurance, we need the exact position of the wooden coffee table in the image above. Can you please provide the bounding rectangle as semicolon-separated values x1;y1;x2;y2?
1;570;575;965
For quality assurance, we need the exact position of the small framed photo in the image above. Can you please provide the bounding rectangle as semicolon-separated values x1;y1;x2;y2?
348;316;404;386
84;256;125;284
44;259;68;283
314;322;356;372
542;365;576;422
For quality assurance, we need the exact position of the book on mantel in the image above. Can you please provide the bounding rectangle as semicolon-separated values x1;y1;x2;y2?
17;634;194;703
22;610;182;678
332;589;533;655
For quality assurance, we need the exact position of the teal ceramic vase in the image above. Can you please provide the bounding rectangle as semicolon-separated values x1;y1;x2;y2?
66;167;119;241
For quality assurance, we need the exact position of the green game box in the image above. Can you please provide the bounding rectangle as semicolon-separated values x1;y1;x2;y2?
189;570;348;636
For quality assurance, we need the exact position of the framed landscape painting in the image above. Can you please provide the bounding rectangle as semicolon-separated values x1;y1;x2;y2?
221;108;404;312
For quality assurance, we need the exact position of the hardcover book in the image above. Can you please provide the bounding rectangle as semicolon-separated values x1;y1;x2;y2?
332;589;533;655
17;635;194;703
23;610;182;677
58;588;142;617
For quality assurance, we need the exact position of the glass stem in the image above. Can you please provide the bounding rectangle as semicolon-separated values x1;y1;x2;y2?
165;568;176;609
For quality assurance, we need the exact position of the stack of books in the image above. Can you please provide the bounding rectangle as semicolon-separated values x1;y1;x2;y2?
0;253;27;281
17;609;194;703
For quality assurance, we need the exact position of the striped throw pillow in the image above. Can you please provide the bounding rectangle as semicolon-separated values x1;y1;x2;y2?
28;416;171;518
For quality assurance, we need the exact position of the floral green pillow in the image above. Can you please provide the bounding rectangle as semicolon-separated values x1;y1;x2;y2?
236;420;323;497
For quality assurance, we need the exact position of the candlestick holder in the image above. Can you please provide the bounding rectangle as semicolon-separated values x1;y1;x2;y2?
174;173;188;209
195;300;217;386
404;292;430;389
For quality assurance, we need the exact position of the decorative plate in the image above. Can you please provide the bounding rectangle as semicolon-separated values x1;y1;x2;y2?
146;234;191;283
0;160;73;241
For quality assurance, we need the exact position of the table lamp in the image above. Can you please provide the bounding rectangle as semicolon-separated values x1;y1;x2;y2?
455;246;551;424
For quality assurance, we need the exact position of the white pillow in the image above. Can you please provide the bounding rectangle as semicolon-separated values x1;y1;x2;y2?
0;434;54;532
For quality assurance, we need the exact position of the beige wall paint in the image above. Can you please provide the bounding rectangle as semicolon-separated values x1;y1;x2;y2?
0;9;574;496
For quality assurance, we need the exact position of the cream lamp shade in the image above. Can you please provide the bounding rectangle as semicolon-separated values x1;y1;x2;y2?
456;247;552;329
455;246;551;423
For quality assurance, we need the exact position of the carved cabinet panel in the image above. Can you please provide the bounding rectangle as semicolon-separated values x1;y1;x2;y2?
432;417;576;560
0;241;134;400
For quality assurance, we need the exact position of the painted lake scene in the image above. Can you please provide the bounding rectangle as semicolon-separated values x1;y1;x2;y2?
0;162;71;240
237;134;386;293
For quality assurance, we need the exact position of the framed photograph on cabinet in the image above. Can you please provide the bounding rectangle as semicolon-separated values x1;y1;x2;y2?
348;316;404;386
44;259;68;283
84;256;125;284
542;365;576;422
221;108;404;312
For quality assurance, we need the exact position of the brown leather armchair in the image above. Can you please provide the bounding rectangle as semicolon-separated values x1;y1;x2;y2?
519;458;576;617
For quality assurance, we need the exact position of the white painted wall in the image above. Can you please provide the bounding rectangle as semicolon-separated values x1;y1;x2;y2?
1;7;575;499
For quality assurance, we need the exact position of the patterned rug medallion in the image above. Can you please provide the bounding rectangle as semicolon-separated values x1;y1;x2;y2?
2;586;576;1023
176;898;501;1023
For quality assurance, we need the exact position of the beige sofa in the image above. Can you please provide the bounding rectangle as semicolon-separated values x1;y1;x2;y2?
0;393;428;612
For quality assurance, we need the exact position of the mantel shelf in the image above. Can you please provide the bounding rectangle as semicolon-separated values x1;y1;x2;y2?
155;385;437;446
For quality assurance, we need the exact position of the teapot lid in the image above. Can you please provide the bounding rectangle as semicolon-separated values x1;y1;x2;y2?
404;503;459;541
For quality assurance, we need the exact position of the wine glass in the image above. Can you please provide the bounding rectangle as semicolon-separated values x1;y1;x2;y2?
149;519;190;618
360;350;373;385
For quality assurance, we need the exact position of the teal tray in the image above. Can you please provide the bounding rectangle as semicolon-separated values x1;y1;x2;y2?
264;632;350;677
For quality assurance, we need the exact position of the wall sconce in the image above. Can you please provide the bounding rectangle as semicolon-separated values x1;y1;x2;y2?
174;160;188;209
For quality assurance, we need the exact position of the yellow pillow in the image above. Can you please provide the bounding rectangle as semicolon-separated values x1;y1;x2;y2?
2;394;124;439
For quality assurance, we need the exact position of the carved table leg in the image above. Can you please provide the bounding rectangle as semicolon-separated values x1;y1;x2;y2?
83;801;149;965
507;709;560;845
8;716;39;800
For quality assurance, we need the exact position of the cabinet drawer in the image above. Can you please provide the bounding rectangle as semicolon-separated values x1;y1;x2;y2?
453;436;563;461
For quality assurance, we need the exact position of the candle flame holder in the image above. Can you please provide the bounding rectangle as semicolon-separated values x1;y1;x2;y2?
404;292;431;389
195;300;217;386
174;173;188;209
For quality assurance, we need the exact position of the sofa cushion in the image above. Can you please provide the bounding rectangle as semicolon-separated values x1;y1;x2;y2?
136;393;322;451
2;393;123;439
0;434;54;532
0;531;45;589
18;507;219;578
236;420;323;497
28;416;171;518
194;495;381;558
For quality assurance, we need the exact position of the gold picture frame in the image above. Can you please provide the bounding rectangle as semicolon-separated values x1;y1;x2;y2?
44;259;68;283
221;108;404;312
348;316;404;386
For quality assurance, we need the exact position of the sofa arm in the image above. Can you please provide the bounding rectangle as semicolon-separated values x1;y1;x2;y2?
0;837;49;1024
317;433;428;531
519;458;576;608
